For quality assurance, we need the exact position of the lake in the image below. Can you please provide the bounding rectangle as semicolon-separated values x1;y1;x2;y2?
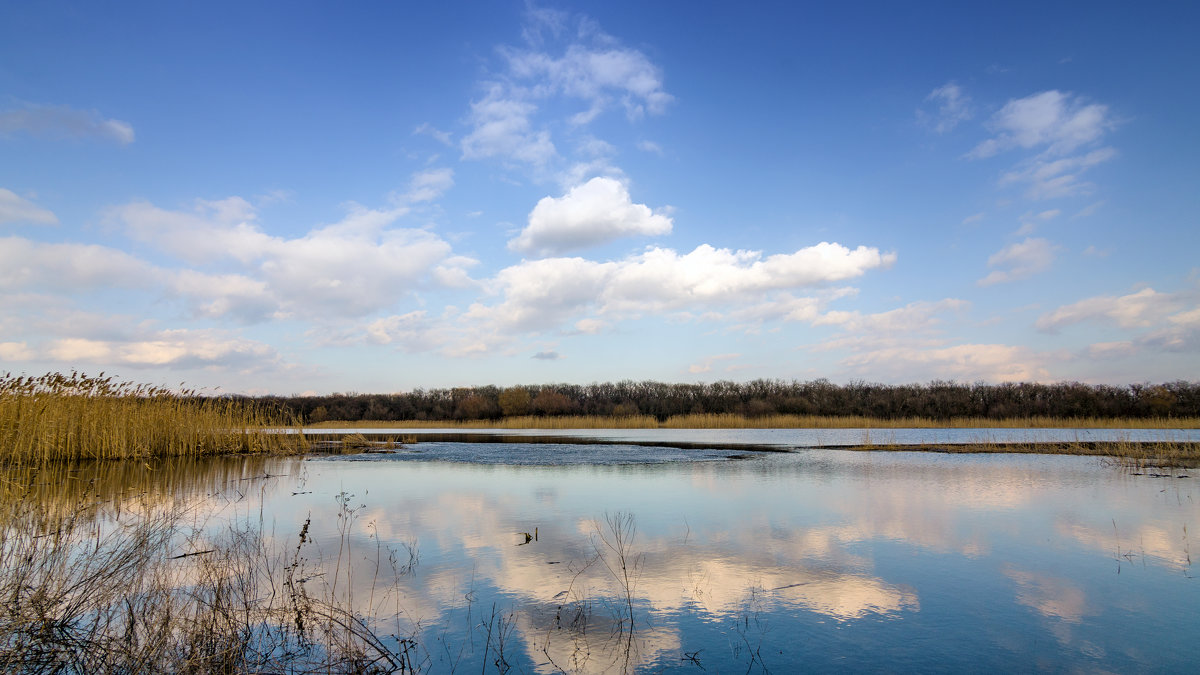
11;430;1199;672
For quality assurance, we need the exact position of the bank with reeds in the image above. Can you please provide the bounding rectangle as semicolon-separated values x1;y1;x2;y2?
0;372;307;466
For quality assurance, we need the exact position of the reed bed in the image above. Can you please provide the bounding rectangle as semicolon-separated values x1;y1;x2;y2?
840;440;1200;467
310;412;1200;430
0;372;307;466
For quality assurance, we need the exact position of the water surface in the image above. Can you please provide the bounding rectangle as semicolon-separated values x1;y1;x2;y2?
20;435;1200;672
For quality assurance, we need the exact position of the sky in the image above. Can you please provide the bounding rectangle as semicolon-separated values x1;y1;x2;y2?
1;1;1198;395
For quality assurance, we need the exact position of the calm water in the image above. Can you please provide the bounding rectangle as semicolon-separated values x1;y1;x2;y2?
31;433;1200;672
307;425;1200;447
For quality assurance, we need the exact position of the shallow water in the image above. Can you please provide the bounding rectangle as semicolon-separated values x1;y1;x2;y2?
308;425;1200;448
18;436;1200;672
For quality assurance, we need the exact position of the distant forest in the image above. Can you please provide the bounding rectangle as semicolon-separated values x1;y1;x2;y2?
252;380;1200;422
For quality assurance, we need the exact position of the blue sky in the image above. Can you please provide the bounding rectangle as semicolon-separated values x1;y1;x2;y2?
2;1;1197;394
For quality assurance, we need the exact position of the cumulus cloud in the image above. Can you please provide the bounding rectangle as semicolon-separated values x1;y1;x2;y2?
359;240;892;358
0;341;34;361
508;177;672;255
922;82;972;133
1038;287;1200;354
0;102;134;144
364;310;444;353
109;185;474;320
0;189;58;225
969;90;1113;159
0;236;159;291
113;196;276;265
46;329;282;370
531;350;561;360
1036;287;1175;332
978;237;1057;286
468;241;894;336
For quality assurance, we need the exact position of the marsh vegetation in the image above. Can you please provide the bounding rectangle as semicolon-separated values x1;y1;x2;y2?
0;372;306;465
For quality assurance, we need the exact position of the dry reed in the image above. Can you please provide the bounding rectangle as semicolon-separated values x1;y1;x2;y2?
0;372;307;466
840;439;1200;467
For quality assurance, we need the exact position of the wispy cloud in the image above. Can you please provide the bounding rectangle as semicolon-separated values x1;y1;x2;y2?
967;90;1118;201
456;9;671;174
978;238;1057;286
921;81;972;133
0;189;58;225
968;90;1112;159
688;353;740;374
0;102;134;144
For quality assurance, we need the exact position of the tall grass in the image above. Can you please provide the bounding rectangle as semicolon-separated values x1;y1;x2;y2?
0;372;307;466
310;412;1200;430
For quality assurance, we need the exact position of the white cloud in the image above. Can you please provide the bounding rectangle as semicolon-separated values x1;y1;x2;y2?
999;147;1116;200
171;270;279;323
1086;341;1136;359
1143;306;1200;352
460;85;556;165
413;122;453;146
0;102;134;144
969;91;1112;159
573;318;606;334
923;82;972;133
0;236;158;291
637;140;664;155
503;32;672;121
110;190;474;320
459;11;671;171
46;329;282;370
467;241;894;337
807;299;969;359
113;196;276;265
815;299;969;334
978;237;1057;286
508;177;673;255
0;341;34;361
400;168;454;203
1036;287;1174;332
0;189;58;225
1014;208;1060;235
1038;288;1200;354
839;343;1054;382
365;311;443;353
688;353;740;374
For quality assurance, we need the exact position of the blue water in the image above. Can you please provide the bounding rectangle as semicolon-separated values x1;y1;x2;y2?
258;440;1199;673
306;425;1200;447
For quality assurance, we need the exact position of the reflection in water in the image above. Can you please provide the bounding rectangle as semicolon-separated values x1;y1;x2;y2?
3;445;1198;672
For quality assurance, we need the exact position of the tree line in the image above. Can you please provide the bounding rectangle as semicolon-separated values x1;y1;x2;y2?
247;379;1200;422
